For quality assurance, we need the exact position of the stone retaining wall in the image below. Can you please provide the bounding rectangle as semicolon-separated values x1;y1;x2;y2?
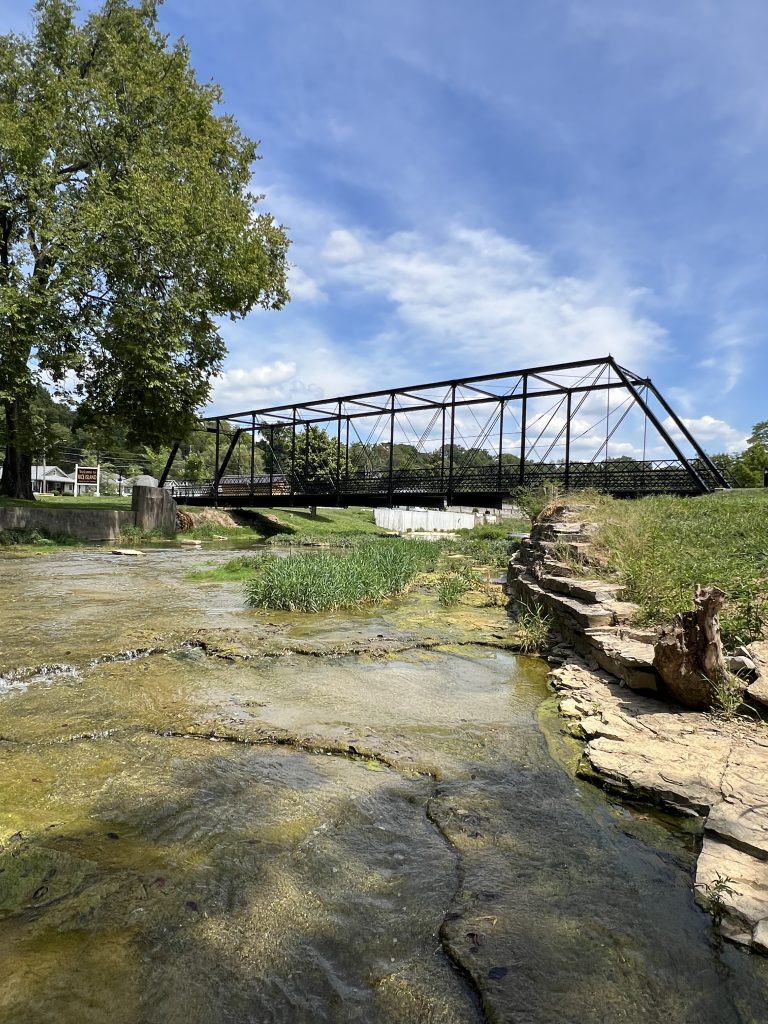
0;486;176;542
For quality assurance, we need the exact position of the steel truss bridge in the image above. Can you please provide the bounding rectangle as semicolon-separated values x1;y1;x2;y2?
160;356;730;508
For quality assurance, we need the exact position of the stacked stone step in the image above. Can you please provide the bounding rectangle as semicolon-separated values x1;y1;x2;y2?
507;505;660;691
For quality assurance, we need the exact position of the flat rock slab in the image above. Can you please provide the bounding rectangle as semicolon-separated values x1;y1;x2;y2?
696;836;768;950
110;548;144;557
550;659;768;953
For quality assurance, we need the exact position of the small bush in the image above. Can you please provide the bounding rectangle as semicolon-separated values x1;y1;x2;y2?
510;484;563;525
437;574;470;607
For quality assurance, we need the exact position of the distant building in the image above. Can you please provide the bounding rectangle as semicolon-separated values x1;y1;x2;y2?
0;465;76;495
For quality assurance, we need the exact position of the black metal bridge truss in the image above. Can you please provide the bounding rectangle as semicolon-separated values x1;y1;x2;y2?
159;355;730;508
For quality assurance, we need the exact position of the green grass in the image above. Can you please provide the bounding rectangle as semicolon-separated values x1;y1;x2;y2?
244;539;442;612
437;573;470;606
0;495;132;512
585;491;768;647
0;528;84;549
177;505;389;544
0;495;131;511
187;555;265;583
255;506;388;538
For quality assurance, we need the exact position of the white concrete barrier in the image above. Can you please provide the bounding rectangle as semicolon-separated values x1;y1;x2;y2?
374;507;476;532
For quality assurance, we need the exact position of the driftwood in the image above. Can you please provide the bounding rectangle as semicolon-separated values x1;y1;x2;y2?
175;509;195;533
653;585;729;709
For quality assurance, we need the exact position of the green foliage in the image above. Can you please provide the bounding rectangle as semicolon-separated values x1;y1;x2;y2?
710;671;745;721
0;0;289;496
437;574;470;607
0;527;81;547
511;603;553;653
510;484;563;524
588;491;768;647
244;540;440;612
187;555;262;583
694;872;738;930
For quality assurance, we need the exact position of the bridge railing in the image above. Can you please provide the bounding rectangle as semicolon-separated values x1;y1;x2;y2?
168;457;724;505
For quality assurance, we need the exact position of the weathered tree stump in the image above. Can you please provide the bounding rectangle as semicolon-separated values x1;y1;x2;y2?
653;585;729;709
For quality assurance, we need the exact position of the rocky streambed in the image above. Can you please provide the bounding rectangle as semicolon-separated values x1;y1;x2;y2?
507;503;768;959
1;546;767;1023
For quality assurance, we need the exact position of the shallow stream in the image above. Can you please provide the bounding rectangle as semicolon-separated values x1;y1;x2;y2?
1;547;766;1023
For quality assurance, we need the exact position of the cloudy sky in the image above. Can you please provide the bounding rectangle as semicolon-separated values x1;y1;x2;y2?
6;0;767;453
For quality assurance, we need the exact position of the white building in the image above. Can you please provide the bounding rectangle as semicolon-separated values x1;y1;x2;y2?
0;465;76;494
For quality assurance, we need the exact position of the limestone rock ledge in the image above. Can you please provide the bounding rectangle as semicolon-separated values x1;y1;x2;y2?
550;658;768;953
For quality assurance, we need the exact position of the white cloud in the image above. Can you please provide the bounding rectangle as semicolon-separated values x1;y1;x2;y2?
288;265;326;303
318;224;664;370
664;415;748;454
323;229;366;264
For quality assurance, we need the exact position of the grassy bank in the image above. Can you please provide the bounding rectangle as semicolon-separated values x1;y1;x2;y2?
178;505;389;543
577;490;768;647
0;495;131;511
244;539;442;612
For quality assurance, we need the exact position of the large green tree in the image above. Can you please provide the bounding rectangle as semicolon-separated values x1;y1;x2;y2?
0;0;289;498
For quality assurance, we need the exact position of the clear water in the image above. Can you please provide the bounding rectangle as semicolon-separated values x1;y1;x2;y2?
0;548;766;1023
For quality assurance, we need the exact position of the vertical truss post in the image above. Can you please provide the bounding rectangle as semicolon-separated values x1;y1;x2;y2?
440;406;446;490
564;391;572;490
269;425;274;498
388;393;396;505
336;401;342;496
497;399;505;490
345;417;350;490
447;385;456;501
250;413;256;498
304;420;310;486
214;420;221;507
290;409;296;496
519;375;528;486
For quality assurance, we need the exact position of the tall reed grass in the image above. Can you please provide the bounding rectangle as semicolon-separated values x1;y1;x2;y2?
245;539;441;612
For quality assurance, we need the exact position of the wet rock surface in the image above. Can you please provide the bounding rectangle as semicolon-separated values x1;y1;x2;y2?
1;547;768;1023
550;657;768;955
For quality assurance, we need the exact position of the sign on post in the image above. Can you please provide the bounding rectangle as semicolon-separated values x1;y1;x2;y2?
74;466;100;496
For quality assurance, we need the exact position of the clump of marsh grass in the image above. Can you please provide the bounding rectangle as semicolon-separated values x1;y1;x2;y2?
511;602;553;653
709;670;745;721
437;573;470;607
245;539;441;612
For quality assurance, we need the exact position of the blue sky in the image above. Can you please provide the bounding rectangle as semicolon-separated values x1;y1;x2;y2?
5;0;768;453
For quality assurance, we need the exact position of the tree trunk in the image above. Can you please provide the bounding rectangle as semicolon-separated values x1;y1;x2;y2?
0;399;35;500
653;584;728;709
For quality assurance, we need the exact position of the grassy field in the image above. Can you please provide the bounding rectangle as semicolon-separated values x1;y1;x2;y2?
0;494;132;511
581;489;768;647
